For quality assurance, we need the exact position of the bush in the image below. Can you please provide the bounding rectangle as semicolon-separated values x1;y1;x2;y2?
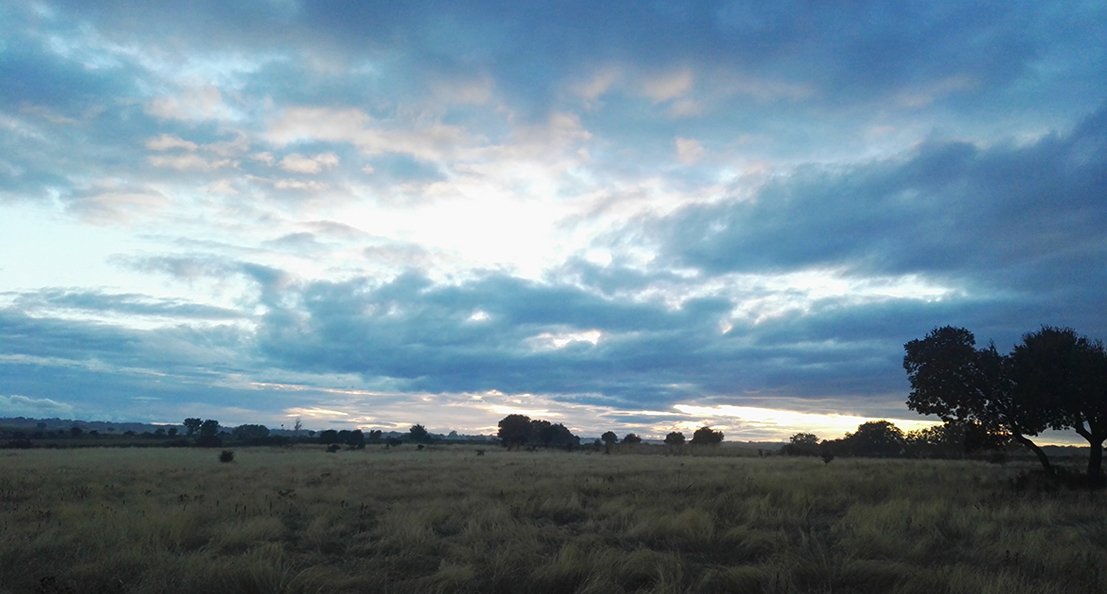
326;444;341;453
219;450;235;463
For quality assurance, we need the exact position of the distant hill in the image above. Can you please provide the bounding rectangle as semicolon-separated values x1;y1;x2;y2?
0;416;177;435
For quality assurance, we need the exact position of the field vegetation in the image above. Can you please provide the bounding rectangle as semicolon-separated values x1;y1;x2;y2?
1;445;1105;594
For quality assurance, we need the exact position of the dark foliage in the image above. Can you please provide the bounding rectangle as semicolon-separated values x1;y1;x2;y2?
198;419;220;438
664;431;685;446
219;450;235;463
905;325;1107;483
409;424;433;444
195;435;223;448
691;426;723;446
232;424;270;440
183;418;202;436
782;432;820;457
497;415;580;449
498;414;532;448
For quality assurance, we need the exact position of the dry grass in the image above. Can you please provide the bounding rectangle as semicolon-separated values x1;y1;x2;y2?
0;446;1104;593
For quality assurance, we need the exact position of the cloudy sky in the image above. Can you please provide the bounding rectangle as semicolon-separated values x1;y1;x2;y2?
1;1;1104;442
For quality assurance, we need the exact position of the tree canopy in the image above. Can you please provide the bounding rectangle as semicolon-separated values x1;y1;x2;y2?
691;426;723;445
905;325;1107;482
496;415;579;449
409;424;432;444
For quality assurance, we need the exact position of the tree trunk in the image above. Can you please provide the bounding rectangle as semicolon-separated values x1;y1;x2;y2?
1012;432;1053;475
1073;425;1105;486
1088;440;1104;486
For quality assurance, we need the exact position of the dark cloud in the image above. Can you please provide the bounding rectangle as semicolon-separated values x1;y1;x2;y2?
652;106;1107;315
245;270;953;406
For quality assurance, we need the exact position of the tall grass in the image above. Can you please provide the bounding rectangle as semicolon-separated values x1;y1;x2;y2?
0;446;1104;593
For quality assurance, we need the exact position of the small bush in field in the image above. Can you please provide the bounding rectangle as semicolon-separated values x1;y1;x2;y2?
326;444;341;453
218;450;234;463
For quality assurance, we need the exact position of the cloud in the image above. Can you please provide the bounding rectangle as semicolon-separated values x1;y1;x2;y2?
650;107;1107;296
148;154;236;171
146;85;235;122
65;186;171;224
675;138;704;165
263;107;469;161
146;134;199;151
13;289;245;321
0;394;75;417
278;152;340;173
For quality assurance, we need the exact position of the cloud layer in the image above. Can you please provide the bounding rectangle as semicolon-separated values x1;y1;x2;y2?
0;1;1104;441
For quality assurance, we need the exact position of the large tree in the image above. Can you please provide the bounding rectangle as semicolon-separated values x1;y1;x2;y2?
1011;327;1107;483
691;426;723;445
904;326;1054;473
497;414;533;449
842;421;905;458
183;418;202;436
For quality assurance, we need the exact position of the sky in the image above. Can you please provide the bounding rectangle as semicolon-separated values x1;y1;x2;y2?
1;1;1105;443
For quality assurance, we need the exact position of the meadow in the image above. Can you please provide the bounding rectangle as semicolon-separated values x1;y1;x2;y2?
1;445;1104;594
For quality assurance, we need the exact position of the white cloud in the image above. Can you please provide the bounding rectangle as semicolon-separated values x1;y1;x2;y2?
0;395;75;417
146;134;199;151
146;84;235;122
148;154;236;170
279;152;340;173
263;107;468;161
675;137;705;164
526;329;602;350
67;188;170;224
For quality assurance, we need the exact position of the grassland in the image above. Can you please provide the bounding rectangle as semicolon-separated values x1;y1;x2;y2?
1;445;1104;594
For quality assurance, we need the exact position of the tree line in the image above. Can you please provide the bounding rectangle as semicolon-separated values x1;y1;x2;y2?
495;414;724;451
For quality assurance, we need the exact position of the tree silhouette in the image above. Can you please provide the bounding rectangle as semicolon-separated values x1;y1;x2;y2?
195;419;222;447
783;432;820;456
1012;326;1107;483
183;418;202;436
199;419;220;437
601;431;618;446
498;415;532;449
691;426;723;445
409;424;432;444
664;431;685;446
905;326;1052;473
622;433;642;444
232;424;270;440
842;421;904;457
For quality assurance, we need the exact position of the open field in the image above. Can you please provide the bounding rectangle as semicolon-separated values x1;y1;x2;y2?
1;446;1105;594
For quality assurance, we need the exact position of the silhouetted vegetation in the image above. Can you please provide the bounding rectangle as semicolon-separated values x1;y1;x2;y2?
408;424;432;444
690;426;723;445
496;415;580;449
905;325;1107;485
664;431;685;446
781;432;820;456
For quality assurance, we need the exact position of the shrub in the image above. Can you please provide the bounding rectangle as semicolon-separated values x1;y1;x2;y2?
219;450;235;463
326;444;341;453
